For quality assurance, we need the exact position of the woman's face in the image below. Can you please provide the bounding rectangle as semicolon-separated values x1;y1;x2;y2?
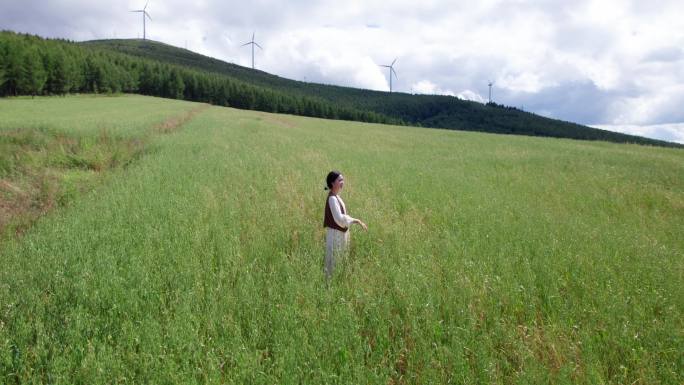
332;174;344;192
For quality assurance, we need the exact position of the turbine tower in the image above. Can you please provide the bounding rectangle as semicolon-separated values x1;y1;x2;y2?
131;2;152;40
241;32;262;69
380;58;398;93
488;81;494;103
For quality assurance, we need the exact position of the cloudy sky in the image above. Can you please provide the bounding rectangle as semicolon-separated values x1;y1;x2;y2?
2;0;684;143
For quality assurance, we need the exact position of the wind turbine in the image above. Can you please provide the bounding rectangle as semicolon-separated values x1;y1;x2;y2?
488;81;494;103
380;58;398;93
131;2;152;40
241;32;262;69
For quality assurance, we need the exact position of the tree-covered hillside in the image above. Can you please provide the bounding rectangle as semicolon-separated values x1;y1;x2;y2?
83;39;683;147
1;31;680;147
0;31;397;125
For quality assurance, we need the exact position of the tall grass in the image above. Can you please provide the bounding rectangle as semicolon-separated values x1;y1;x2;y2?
0;95;204;237
1;96;682;384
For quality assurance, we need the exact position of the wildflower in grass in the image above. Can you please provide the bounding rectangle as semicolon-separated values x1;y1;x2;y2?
323;170;367;279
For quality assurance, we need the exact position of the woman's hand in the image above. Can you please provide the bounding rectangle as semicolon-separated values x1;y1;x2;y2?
356;219;368;231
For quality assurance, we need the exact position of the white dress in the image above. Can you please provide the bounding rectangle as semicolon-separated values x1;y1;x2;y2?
325;194;357;278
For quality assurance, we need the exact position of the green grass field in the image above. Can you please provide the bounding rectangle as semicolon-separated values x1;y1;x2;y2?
1;95;682;384
0;95;205;236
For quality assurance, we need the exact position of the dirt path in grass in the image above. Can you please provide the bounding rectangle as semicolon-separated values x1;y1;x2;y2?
154;104;210;133
0;103;210;240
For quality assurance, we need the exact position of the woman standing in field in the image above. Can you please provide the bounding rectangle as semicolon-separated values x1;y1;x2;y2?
323;170;367;279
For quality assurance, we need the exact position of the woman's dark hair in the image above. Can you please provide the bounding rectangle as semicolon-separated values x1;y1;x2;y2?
325;170;341;190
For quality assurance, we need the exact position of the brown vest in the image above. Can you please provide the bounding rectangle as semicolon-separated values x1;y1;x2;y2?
323;193;348;232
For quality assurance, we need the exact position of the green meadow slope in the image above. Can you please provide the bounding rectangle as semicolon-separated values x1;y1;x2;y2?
0;95;682;384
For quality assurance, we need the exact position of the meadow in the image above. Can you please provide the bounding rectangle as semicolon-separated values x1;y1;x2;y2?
0;95;682;384
0;95;205;236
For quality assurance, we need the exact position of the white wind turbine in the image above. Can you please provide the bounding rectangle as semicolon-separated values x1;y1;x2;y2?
241;32;262;69
380;58;398;93
488;80;494;103
131;2;152;40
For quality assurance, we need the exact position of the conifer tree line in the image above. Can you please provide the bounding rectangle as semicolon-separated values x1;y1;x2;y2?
0;31;398;125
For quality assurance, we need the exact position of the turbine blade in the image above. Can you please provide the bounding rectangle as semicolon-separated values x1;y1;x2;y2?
144;1;148;10
392;58;397;65
254;42;263;49
241;42;251;47
252;31;255;41
145;12;152;20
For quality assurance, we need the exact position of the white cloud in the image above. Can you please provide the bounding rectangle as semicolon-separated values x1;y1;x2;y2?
498;72;544;94
411;80;454;96
592;123;684;144
412;81;485;103
456;90;486;103
607;84;684;125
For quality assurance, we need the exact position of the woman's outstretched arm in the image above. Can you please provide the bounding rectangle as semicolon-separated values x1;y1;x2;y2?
329;196;367;231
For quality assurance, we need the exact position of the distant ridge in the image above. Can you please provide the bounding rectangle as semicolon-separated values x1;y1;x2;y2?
0;31;679;147
82;39;681;148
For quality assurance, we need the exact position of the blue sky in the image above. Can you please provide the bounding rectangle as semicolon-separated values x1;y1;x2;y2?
2;0;683;143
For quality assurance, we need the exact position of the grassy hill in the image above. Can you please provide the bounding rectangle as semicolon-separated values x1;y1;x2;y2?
81;39;680;147
1;95;682;384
